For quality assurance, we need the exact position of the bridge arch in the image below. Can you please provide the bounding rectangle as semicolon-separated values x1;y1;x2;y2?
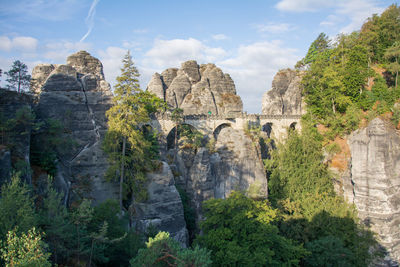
166;123;201;150
262;122;273;138
213;123;232;140
289;122;297;131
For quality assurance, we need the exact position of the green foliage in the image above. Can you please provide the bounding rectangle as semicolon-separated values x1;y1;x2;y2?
38;183;74;264
266;123;380;266
297;33;330;68
177;124;203;150
384;41;400;88
1;227;51;267
0;174;37;240
196;191;306;267
304;236;354;267
131;231;212;267
5;60;31;93
71;199;94;263
30;118;73;176
266;124;333;203
103;51;163;209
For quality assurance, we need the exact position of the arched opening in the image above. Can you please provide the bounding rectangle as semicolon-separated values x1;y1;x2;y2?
213;123;232;140
166;123;200;150
262;122;273;138
289;122;297;131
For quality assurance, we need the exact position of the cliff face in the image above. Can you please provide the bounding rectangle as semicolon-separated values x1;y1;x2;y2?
262;69;304;115
147;60;243;116
33;51;118;204
169;126;268;224
346;118;400;264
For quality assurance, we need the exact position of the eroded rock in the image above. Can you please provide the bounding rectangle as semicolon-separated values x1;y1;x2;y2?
262;68;304;115
347;118;400;264
147;60;243;116
134;162;189;246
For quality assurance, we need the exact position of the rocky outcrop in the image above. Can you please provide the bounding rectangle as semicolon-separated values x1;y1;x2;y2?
0;89;33;184
147;61;243;116
171;126;268;224
33;51;118;204
262;69;304;115
134;162;188;246
347;118;400;264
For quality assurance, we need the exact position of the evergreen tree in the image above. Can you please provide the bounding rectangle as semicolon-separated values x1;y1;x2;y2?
103;51;163;211
1;227;52;267
5;60;31;93
0;174;37;240
384;42;400;89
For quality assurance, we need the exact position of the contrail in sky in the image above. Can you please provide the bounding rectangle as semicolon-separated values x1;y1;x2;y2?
80;0;100;42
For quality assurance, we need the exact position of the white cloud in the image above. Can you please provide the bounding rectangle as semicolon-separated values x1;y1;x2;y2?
218;41;300;113
212;34;229;41
143;38;227;70
0;36;12;51
336;0;384;33
276;0;386;34
0;36;38;52
255;22;293;33
13;37;38;51
80;0;100;42
44;41;92;62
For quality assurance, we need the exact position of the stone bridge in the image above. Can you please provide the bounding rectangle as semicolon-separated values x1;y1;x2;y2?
149;113;302;144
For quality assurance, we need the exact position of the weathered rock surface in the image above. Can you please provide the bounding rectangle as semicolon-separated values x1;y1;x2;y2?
147;61;243;116
262;69;304;115
0;89;33;184
171;126;267;224
134;162;188;246
34;51;118;204
347;118;400;264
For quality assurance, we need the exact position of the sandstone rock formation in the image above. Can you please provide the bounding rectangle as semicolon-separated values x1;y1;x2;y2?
147;61;243;116
170;126;267;224
262;69;304;115
134;162;189;246
33;51;118;204
347;118;400;264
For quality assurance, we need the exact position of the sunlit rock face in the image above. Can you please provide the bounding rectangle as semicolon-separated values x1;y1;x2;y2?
147;60;243;116
34;50;118;204
347;118;400;264
262;68;304;115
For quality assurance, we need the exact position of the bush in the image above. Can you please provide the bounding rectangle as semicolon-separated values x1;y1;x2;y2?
131;231;211;267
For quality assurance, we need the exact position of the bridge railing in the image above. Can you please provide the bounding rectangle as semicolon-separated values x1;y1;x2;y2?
153;112;302;121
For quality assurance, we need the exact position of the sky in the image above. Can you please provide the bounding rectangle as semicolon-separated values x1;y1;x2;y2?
0;0;397;113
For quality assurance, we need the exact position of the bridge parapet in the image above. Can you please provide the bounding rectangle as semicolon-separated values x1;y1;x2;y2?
153;112;302;121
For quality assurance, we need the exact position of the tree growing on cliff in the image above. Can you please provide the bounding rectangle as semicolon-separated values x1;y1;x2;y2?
384;42;400;89
5;60;31;93
103;51;163;211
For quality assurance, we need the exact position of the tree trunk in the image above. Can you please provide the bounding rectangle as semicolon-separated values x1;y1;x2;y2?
120;137;126;211
332;98;336;114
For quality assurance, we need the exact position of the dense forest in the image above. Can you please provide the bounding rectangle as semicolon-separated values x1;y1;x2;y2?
0;4;399;267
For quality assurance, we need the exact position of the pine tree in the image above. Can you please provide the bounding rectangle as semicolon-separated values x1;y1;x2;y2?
103;51;156;211
5;60;31;93
384;42;400;89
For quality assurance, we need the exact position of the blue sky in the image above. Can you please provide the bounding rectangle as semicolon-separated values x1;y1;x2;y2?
0;0;397;113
